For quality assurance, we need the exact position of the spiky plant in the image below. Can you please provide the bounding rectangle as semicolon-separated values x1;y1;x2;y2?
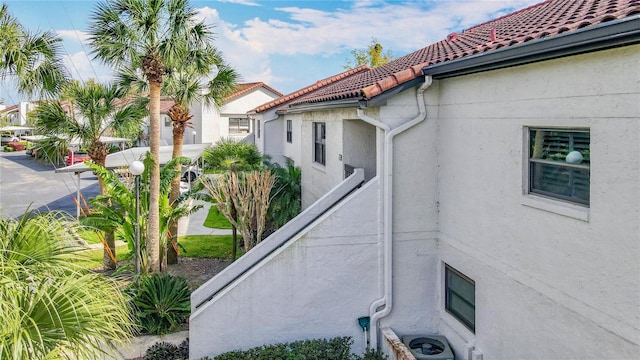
0;210;134;359
202;170;275;251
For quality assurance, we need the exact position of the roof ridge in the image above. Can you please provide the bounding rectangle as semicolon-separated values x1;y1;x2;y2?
464;0;553;33
225;82;284;102
263;0;638;109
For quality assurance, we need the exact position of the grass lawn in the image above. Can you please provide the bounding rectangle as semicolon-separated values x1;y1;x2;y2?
72;244;131;270
77;228;103;244
203;206;232;229
178;234;241;259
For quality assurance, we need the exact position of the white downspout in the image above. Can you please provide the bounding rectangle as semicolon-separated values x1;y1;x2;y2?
357;75;433;349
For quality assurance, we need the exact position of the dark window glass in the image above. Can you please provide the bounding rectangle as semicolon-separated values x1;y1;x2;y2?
529;129;590;206
286;120;292;143
445;265;475;332
313;122;326;165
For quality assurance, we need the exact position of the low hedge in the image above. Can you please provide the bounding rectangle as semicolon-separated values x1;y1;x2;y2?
201;337;387;360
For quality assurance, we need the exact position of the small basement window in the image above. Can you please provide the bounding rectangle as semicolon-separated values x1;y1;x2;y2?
445;264;475;332
528;128;590;206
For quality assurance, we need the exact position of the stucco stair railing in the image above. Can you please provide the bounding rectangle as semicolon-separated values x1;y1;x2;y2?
191;168;366;311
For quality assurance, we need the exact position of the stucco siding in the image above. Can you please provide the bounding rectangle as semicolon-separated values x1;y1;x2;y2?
301;110;351;208
434;45;640;358
190;179;382;359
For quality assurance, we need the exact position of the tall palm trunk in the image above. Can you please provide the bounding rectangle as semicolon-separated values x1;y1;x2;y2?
148;82;162;272
89;141;117;270
167;111;186;265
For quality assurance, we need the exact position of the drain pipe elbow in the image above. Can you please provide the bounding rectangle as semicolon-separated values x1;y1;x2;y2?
365;76;433;350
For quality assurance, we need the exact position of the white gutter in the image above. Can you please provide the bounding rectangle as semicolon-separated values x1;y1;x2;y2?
357;75;433;349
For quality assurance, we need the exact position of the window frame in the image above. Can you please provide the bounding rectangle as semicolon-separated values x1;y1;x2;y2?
257;120;261;139
526;127;590;207
445;264;475;333
313;122;326;166
228;117;250;135
286;119;292;143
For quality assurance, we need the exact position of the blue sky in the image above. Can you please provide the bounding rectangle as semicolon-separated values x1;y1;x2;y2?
1;0;541;105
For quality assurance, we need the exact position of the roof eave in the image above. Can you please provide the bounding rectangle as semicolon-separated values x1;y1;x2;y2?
359;77;426;108
283;99;362;113
423;16;640;78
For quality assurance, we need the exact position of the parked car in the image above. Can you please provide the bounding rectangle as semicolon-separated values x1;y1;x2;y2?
181;165;202;182
65;150;91;166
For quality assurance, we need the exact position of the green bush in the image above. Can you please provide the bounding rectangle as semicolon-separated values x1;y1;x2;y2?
144;340;189;360
204;337;363;360
360;348;388;360
128;273;191;335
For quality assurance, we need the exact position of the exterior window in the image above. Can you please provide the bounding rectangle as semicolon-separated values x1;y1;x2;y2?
286;120;292;143
229;118;250;134
313;122;326;165
445;265;475;332
257;120;261;138
529;128;590;206
164;116;171;127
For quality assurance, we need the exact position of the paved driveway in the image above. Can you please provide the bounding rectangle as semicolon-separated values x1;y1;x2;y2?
0;151;99;219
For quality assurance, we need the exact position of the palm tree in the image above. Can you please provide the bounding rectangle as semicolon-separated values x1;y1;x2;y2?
88;0;223;272
82;155;200;272
32;81;148;270
118;62;239;264
0;210;133;359
266;157;302;228
0;3;68;98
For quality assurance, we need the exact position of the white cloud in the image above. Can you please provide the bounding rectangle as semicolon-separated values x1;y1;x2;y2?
217;0;261;6
196;0;542;91
56;29;89;44
63;51;113;84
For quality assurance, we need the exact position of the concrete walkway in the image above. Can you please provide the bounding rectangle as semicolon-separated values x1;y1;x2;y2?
178;199;233;237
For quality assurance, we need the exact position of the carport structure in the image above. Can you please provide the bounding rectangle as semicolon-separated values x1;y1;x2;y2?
55;143;210;217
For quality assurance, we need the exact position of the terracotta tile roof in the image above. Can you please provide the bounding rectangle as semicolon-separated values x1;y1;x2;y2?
285;0;639;107
252;66;370;113
226;82;283;102
0;104;18;113
160;98;175;113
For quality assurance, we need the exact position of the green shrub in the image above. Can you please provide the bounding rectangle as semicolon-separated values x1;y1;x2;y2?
143;339;189;360
128;273;191;335
144;341;180;360
360;348;388;360
207;337;354;360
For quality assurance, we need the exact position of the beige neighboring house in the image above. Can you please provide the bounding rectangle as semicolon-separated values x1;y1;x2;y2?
140;82;282;146
191;1;640;359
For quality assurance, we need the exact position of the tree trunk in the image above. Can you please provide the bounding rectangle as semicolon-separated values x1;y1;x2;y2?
91;143;117;270
148;82;162;272
167;120;185;265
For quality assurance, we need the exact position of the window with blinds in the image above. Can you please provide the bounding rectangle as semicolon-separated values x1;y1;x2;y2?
445;265;475;332
529;128;590;206
229;118;249;134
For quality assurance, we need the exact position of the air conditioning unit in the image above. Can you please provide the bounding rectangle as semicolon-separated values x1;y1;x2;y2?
402;335;454;360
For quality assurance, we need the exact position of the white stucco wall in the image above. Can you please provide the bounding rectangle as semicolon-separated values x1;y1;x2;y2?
190;44;639;360
301;110;353;208
190;179;382;359
433;45;640;359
